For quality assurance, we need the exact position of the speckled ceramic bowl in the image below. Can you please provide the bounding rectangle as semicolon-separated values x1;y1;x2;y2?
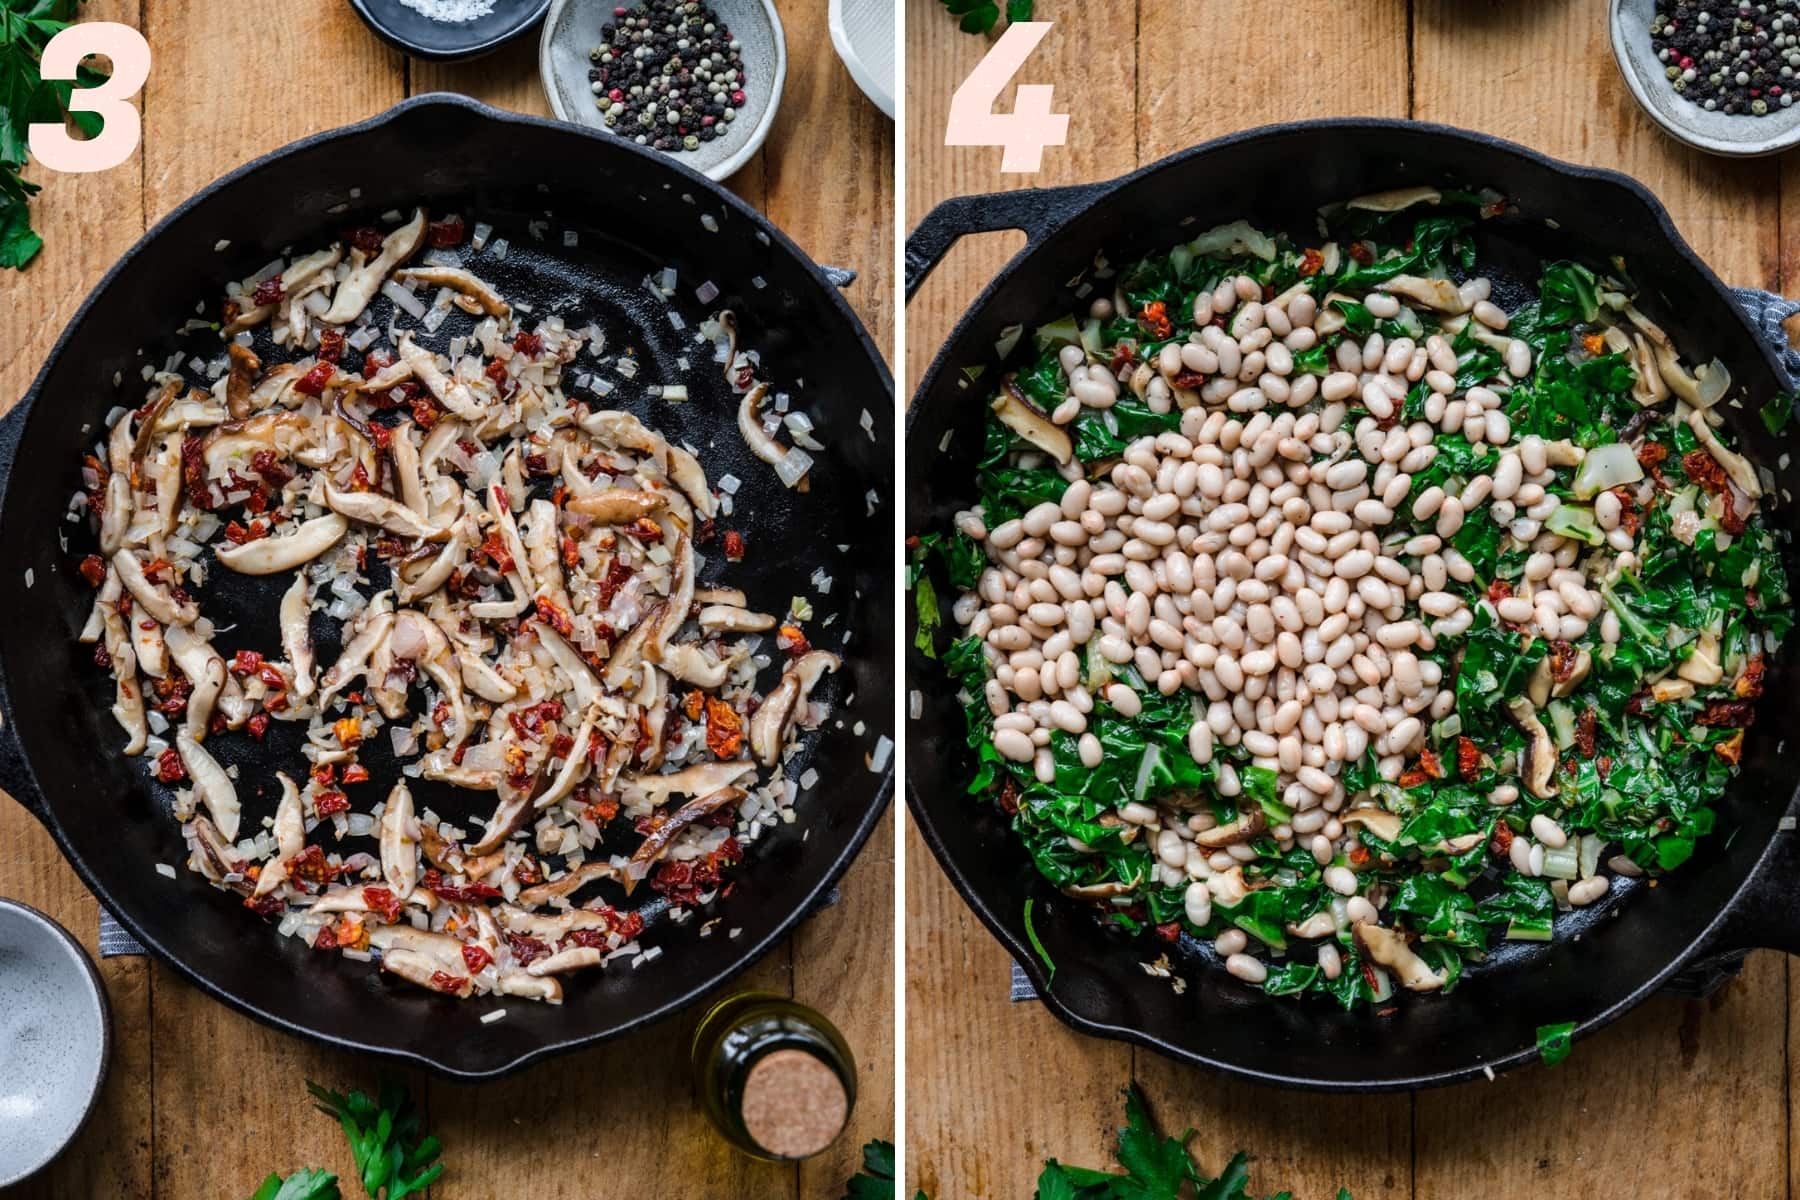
0;899;109;1187
539;0;786;181
1611;0;1800;156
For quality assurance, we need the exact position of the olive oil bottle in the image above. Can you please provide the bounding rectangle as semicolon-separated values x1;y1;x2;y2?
690;991;857;1161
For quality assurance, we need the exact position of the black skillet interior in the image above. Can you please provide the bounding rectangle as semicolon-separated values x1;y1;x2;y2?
0;94;894;1080
905;120;1800;1090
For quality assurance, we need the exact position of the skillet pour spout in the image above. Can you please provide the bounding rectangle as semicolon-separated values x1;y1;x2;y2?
904;118;1800;1091
0;93;893;1080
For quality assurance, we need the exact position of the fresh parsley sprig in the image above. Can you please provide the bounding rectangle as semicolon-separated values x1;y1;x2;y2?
306;1080;444;1200
0;0;109;268
247;1168;341;1200
1033;1087;1352;1200
938;0;1032;35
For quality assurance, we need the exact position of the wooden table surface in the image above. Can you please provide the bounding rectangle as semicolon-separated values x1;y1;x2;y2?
905;2;1797;1197
0;3;893;1196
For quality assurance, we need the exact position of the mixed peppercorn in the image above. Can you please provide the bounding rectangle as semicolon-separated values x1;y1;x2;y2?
588;0;748;153
1652;0;1800;116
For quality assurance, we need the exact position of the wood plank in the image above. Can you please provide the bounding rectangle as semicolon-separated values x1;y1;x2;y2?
903;4;1136;1194
1;4;151;1195
762;1;895;356
797;810;897;1198
905;819;1132;1199
424;955;797;1199
1416;956;1788;1199
903;0;1135;400
1135;0;1409;162
0;808;154;1199
0;0;146;421
139;1;406;219
1413;4;1788;1197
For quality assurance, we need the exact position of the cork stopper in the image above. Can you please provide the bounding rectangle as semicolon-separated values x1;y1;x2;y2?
738;1048;849;1159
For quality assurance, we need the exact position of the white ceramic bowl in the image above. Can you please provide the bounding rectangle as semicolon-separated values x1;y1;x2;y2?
539;0;786;180
829;0;894;119
1610;0;1800;156
0;899;109;1188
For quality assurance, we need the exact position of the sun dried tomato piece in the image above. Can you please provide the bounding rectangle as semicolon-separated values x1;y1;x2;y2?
77;554;106;587
154;748;186;784
427;971;470;995
293;360;335;397
314;790;350;817
316;327;345;363
1682;448;1728;496
1575;708;1598;758
287;844;333;886
1139;300;1173;340
513;331;544;358
1153;921;1182;942
682;689;706;721
181;434;212;509
1735;654;1767;700
251;275;284;306
1456;736;1482;779
461;944;493;973
347;226;385;253
362;886;404;924
246;712;270;740
534;595;574;637
505;931;552;966
334;717;362;747
244;894;285;919
230;649;264;675
1720;487;1747;536
1489;819;1514;858
1580;332;1606;356
426;215;466;248
1298;247;1324;277
313;923;340;952
1716;729;1747;764
361;348;396;379
595;558;633;608
1698;700;1757;728
476;530;516;575
1348;241;1375;265
704;696;744;759
777;625;812;658
1548;640;1581;684
341;763;370;785
1486;579;1513;604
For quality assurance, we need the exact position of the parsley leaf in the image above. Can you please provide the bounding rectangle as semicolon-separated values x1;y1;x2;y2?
845;1139;918;1200
307;1080;444;1200
1536;1021;1576;1067
0;0;106;270
939;0;1031;33
248;1169;342;1200
1028;1087;1352;1199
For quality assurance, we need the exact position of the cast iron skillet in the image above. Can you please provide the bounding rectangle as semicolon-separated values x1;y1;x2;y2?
905;118;1800;1091
0;93;894;1080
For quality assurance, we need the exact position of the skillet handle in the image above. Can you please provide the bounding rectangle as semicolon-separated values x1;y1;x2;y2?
1702;816;1800;956
905;181;1110;300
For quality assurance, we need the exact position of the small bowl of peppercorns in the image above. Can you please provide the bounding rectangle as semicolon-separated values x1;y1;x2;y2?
1611;0;1800;155
540;0;786;180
